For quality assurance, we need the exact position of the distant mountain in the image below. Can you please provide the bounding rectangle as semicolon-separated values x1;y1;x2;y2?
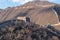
0;9;4;13
0;1;60;25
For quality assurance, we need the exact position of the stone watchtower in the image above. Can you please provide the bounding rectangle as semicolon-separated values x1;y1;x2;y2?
17;16;30;22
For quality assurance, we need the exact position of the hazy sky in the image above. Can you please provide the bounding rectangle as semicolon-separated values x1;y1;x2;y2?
0;0;60;9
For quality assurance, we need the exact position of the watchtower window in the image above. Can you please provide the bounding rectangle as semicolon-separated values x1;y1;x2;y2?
26;17;30;22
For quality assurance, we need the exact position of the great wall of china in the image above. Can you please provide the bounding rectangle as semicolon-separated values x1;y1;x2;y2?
15;4;56;9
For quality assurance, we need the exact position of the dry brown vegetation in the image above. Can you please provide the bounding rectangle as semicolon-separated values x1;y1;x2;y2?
0;20;60;40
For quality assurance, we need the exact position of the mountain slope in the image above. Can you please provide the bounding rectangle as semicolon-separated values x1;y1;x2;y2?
0;1;60;25
53;5;60;21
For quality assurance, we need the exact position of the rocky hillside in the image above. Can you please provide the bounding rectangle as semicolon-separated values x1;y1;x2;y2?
0;20;60;40
0;1;60;25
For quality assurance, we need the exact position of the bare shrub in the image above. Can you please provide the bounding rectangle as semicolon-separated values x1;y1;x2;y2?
0;20;60;40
